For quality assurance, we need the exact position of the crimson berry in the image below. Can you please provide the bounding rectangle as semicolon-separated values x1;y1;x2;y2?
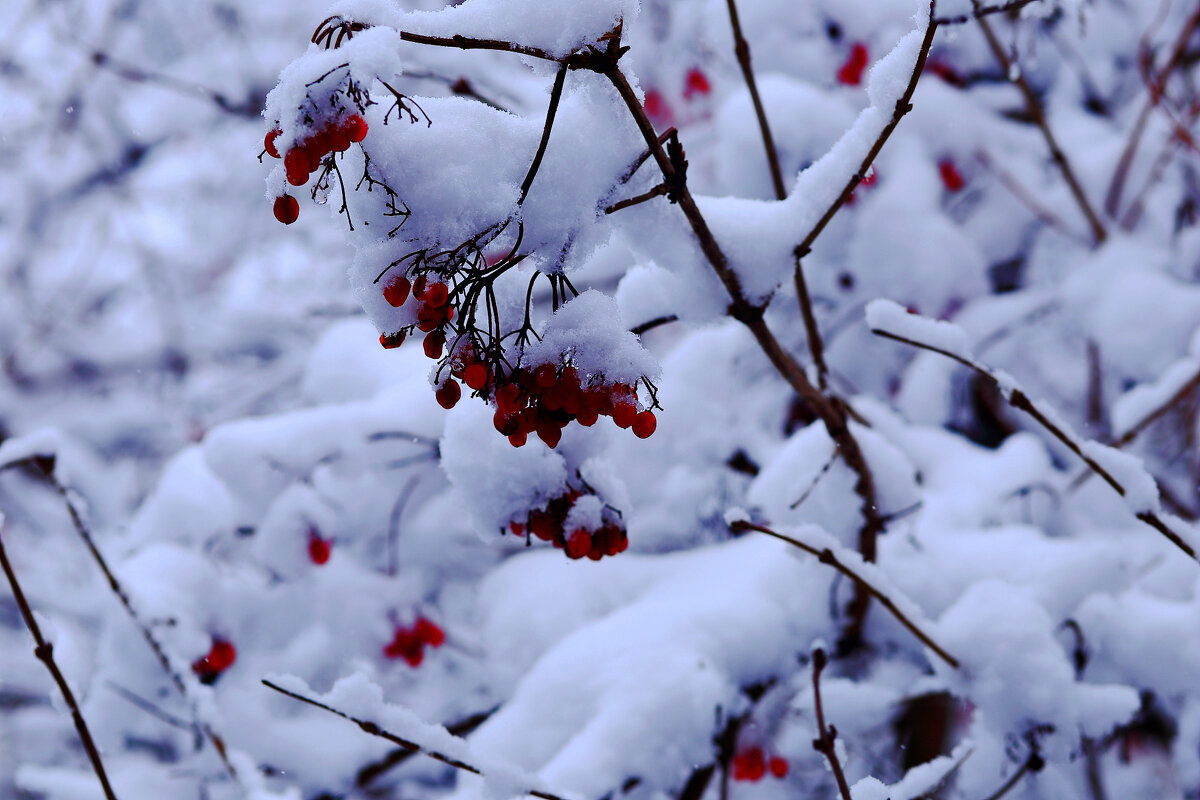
412;274;428;299
731;747;766;782
644;88;671;123
768;757;789;779
536;422;562;449
284;149;310;186
529;510;555;540
425;281;448;308
494;409;521;436
495;383;523;414
632;410;657;439
424;330;446;359
384;628;423;666
576;405;598;427
380;331;406;349
565;529;592;560
308;529;331;565
534;363;557;388
264;128;282;158
383;274;411;307
509;520;526;536
837;42;869;86
684;67;711;99
612;402;637;429
938;158;965;192
436;380;461;410
344;114;368;143
192;639;236;684
273;194;299;225
463;363;489;391
414;617;445;647
508;431;527;447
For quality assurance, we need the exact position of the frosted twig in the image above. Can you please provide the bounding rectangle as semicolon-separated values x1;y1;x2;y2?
0;457;238;778
0;521;120;800
869;320;1198;560
971;0;1106;245
810;648;854;800
356;704;499;787
629;315;679;336
733;521;960;668
261;680;573;800
724;0;786;200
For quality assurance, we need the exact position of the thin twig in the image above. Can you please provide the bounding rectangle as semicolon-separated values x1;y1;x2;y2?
793;254;830;390
0;523;119;800
733;521;960;667
810;648;854;800
519;64;569;204
870;327;1198;560
262;680;572;800
975;149;1085;241
979;748;1044;800
971;0;1107;245
724;0;786;200
933;0;1042;26
629;315;679;336
399;31;562;64
356;705;499;787
605;183;669;214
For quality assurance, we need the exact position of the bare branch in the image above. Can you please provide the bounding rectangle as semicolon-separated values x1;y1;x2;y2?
732;521;961;668
724;0;786;200
934;0;1042;26
0;522;120;800
519;64;569;204
810;648;854;800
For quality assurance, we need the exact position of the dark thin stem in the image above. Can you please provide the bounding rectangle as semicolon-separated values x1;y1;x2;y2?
733;521;960;668
934;0;1041;26
519;64;569;204
399;31;561;64
262;680;571;800
630;315;679;336
871;327;1198;560
810;649;854;800
793;255;829;390
605;183;668;214
356;705;499;787
971;1;1107;245
980;754;1038;800
0;524;119;800
724;0;786;200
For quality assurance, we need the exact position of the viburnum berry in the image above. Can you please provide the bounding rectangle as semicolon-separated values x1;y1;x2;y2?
508;431;527;447
192;639;236;685
644;88;672;124
343;114;368;143
612;401;637;429
264;128;282;158
424;281;449;308
731;746;766;782
308;527;331;565
938;158;966;192
384;616;445;667
273;194;299;225
768;756;789;779
463;363;490;391
379;331;406;349
284;148;310;186
536;421;562;449
565;529;592;560
837;42;869;86
383;274;411;307
435;379;461;410
684;67;711;99
414;617;445;647
423;330;446;359
632;410;657;439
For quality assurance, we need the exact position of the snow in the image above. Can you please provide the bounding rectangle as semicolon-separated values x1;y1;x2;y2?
866;298;972;358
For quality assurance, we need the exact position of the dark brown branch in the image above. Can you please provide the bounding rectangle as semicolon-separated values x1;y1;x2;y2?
605;183;669;214
262;680;571;800
793;254;829;390
630;315;679;336
0;523;119;800
934;0;1042;26
870;328;1198;560
356;705;499;787
724;0;786;200
399;31;562;63
732;521;961;668
519;64;569;204
3;459;237;777
971;1;1107;245
1104;3;1200;218
810;648;854;800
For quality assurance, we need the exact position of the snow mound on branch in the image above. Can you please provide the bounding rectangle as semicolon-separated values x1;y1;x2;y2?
523;290;659;382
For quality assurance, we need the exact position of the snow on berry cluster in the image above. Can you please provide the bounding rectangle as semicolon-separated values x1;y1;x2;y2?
507;485;629;561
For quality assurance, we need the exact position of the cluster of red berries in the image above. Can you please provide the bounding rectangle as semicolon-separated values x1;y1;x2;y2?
731;747;789;782
383;617;445;667
265;114;368;225
307;526;332;565
378;272;456;352
837;42;870;86
192;638;236;685
488;363;656;449
507;488;629;561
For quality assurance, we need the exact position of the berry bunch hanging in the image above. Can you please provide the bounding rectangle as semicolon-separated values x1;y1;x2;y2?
506;486;628;561
383;616;446;667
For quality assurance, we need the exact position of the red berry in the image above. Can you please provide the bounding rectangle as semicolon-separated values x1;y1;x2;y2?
536;422;562;449
837;43;869;86
273;194;299;225
436;380;461;410
495;383;523;414
938;158;966;192
494;409;521;436
565;529;592;559
508;431;527;447
509;520;526;536
423;330;446;359
425;281;448;308
684;67;711;99
308;528;331;565
380;331;406;349
732;747;766;782
529;510;555;540
284;149;310;186
768;757;789;779
305;140;324;172
534;363;557;388
576;405;599;427
384;628;423;666
632;410;657;439
644;88;671;123
192;639;236;684
383;274;411;307
414;617;445;647
344;114;368;143
413;274;428;299
463;363;489;391
612;402;637;429
264;128;282;158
